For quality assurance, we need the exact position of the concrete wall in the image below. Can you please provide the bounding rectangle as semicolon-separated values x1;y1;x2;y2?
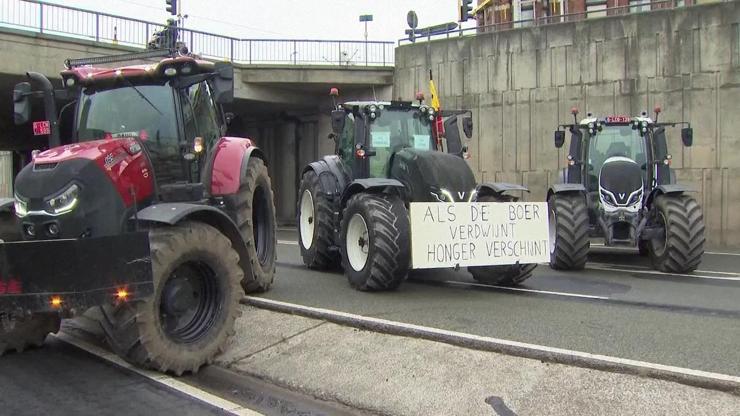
394;1;740;248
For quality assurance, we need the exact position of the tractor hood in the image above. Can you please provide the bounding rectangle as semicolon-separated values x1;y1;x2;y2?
13;138;154;240
390;149;477;202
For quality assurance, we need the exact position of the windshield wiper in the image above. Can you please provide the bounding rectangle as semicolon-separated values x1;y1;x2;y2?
121;77;163;116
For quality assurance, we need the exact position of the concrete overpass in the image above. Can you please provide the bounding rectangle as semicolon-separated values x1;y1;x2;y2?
0;27;394;222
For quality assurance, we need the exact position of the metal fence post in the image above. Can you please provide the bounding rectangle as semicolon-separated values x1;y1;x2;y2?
338;41;341;65
383;45;386;66
95;13;100;42
39;3;44;34
293;40;297;64
249;40;252;64
230;39;234;62
145;23;149;45
189;31;194;51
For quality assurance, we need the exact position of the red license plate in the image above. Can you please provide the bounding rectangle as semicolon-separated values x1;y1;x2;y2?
605;115;630;123
32;121;51;136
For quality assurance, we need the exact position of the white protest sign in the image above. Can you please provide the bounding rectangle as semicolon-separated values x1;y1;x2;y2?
409;202;551;269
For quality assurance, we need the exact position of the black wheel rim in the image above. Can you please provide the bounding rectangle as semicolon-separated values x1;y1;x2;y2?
159;261;220;344
252;185;274;266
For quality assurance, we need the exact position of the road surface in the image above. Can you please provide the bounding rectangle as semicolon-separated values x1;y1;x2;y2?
269;229;740;377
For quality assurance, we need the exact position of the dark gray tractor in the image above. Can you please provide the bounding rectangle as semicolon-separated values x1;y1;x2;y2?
548;108;704;273
296;89;539;291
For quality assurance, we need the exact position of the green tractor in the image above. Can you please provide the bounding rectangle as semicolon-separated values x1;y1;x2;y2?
296;89;550;291
548;108;704;273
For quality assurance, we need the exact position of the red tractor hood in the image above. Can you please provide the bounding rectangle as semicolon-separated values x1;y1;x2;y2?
32;138;154;207
34;138;125;164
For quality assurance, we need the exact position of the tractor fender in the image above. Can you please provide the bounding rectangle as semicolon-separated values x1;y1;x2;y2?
646;184;696;207
133;203;252;279
340;178;405;207
0;198;13;213
547;183;586;200
302;158;345;197
209;137;266;196
476;182;529;197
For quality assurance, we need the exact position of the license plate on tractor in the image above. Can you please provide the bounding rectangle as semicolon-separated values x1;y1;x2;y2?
409;202;551;269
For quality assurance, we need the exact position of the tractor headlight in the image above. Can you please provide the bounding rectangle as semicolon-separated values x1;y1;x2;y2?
600;189;617;207
13;194;28;218
44;183;79;215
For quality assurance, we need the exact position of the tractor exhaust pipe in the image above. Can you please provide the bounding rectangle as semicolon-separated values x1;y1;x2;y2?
26;71;60;149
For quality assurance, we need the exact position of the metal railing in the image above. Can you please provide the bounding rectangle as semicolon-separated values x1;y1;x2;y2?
399;0;718;45
0;0;395;66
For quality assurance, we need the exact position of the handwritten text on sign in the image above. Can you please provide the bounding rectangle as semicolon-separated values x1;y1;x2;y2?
409;202;551;269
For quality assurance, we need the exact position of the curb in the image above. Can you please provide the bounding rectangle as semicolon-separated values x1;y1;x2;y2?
244;296;740;396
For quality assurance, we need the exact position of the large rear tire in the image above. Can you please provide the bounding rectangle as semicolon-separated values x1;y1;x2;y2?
298;170;339;269
99;222;242;375
648;194;705;273
340;193;410;291
468;194;537;285
229;157;277;293
548;193;590;270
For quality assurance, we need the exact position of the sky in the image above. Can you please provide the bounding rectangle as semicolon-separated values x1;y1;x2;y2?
47;0;474;41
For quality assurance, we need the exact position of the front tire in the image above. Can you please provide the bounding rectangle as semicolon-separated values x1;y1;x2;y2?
229;157;277;293
100;222;242;375
298;170;339;269
340;193;410;291
468;194;537;285
648;194;705;273
548;193;590;270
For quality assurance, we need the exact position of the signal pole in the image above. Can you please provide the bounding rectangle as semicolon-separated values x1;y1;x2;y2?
359;14;373;66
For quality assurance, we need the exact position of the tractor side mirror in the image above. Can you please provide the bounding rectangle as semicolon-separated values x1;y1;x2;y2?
331;110;346;134
13;82;32;125
681;127;693;147
554;130;566;148
462;116;473;139
212;62;234;104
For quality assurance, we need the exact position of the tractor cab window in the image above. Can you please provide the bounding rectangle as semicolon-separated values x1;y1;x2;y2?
339;113;355;169
586;125;647;191
368;109;432;178
181;81;222;152
77;84;178;145
76;84;183;184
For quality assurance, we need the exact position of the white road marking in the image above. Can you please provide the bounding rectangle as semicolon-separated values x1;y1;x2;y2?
588;262;739;277
52;333;263;416
246;297;740;388
585;265;740;281
444;280;610;300
590;243;740;257
278;240;299;246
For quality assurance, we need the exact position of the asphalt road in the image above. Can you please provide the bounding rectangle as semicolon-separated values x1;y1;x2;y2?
0;331;357;416
0;337;227;416
269;229;740;377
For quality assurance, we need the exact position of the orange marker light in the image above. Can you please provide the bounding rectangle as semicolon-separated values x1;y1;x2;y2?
50;296;62;308
116;289;129;301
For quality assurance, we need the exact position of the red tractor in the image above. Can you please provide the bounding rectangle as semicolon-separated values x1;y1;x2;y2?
0;49;277;374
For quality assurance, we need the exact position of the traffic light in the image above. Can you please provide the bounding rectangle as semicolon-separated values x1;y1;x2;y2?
459;0;474;22
165;0;177;15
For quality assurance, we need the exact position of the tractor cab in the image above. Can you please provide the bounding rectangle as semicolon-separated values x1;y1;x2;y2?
330;99;475;202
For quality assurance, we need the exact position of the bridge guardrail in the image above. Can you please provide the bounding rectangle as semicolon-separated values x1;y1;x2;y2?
0;0;395;67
